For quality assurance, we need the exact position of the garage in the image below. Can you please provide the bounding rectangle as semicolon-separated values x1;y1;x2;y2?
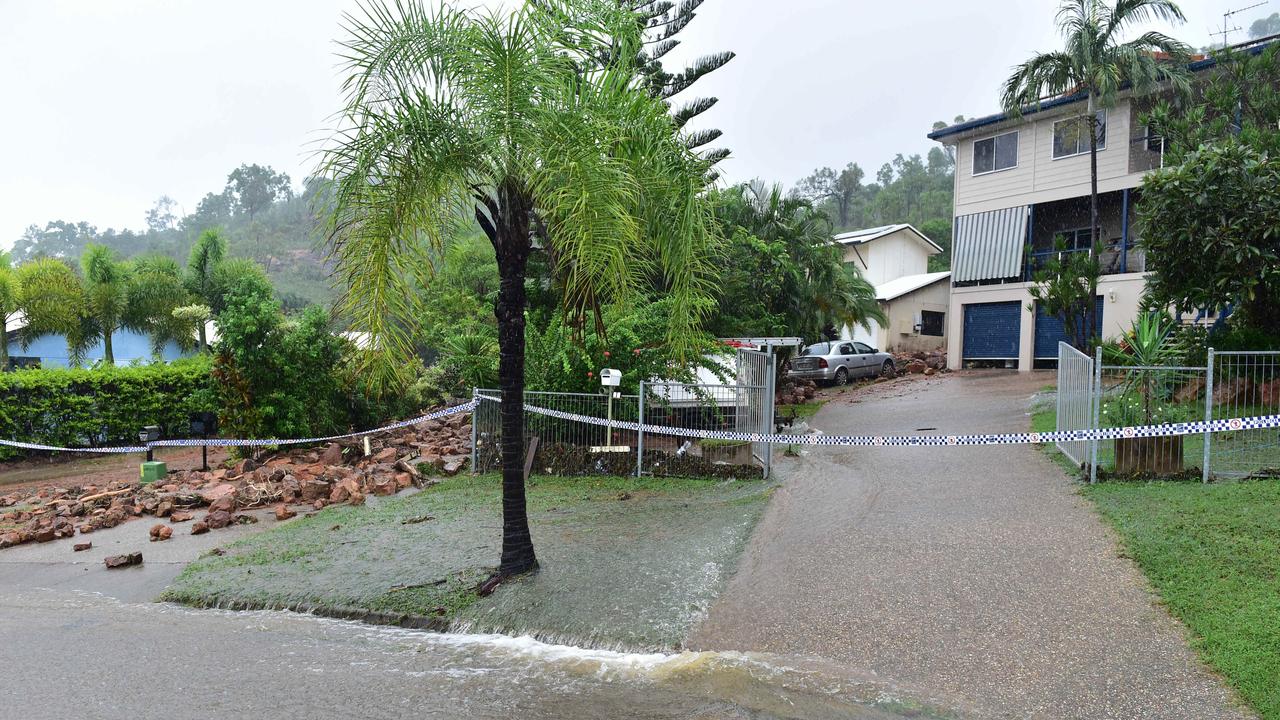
962;301;1022;361
1033;297;1104;360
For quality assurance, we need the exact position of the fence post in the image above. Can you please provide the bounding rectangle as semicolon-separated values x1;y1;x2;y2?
765;351;777;479
1202;348;1215;484
1090;346;1102;484
470;387;479;475
1055;342;1065;435
636;382;645;478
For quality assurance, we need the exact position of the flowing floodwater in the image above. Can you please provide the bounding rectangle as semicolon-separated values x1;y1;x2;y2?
0;589;959;720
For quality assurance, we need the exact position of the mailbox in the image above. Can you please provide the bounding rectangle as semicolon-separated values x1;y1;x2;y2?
139;425;161;443
599;368;622;387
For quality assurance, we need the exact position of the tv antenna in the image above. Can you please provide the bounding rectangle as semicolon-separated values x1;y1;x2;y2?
1212;1;1268;46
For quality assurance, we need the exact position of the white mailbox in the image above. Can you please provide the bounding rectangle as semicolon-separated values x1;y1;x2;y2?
599;368;622;387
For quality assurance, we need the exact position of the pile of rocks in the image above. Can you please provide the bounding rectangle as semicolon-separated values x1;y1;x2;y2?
0;409;473;551
895;350;948;376
775;376;818;406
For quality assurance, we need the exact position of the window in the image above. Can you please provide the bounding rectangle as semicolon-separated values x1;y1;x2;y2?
920;311;945;337
1052;110;1106;159
973;131;1018;174
800;342;831;357
1055;227;1095;251
853;342;874;354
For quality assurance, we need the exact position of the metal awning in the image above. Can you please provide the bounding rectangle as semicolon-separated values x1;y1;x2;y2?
952;207;1029;283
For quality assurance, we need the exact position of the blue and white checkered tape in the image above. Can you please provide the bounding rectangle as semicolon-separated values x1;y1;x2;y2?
2;395;1276;455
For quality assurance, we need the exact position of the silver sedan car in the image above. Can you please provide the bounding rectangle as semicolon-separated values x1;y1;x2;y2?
788;340;895;386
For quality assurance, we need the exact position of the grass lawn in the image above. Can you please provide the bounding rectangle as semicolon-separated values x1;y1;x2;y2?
162;473;771;651
1085;480;1280;719
777;399;826;420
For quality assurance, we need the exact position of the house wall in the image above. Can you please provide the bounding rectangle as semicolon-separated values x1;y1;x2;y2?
19;329;187;368
951;97;1148;217
885;281;950;353
840;230;932;286
945;273;1147;371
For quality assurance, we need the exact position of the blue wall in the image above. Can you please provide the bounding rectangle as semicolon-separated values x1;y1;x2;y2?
16;329;188;368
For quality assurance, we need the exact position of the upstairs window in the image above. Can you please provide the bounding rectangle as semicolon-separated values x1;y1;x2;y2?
1055;227;1095;251
973;131;1018;175
1145;123;1164;153
1052;110;1107;159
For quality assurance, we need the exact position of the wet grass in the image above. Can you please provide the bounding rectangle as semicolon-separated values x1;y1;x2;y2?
162;473;772;651
777;400;826;420
1084;479;1280;719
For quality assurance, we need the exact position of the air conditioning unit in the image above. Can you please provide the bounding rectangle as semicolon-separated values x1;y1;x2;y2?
895;318;915;335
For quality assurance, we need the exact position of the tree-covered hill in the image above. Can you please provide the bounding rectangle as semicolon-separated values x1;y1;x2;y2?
10;164;335;310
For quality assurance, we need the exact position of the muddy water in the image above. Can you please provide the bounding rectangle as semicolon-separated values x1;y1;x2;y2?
0;589;956;720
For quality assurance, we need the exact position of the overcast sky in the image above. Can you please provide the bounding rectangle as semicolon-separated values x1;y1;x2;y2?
0;0;1252;249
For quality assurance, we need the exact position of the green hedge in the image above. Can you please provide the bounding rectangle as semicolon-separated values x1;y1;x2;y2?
0;357;215;460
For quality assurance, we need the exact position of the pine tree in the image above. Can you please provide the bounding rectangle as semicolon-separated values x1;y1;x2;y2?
625;1;734;165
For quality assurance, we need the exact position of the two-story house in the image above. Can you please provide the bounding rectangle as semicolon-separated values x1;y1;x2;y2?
834;223;950;353
928;87;1167;370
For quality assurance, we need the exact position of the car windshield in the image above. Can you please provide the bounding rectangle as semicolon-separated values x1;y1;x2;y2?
800;342;831;357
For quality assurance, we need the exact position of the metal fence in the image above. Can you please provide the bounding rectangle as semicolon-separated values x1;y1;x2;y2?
1055;342;1094;466
1208;351;1280;478
472;349;776;479
1056;346;1280;482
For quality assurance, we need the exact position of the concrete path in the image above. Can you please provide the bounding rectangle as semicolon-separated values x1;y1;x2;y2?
690;371;1253;719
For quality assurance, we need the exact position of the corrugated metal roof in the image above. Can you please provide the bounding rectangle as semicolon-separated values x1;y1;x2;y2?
952;207;1027;283
875;271;952;301
833;223;944;253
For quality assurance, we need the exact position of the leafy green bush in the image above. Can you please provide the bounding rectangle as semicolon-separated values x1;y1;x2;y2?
212;275;352;441
0;357;214;459
524;297;720;394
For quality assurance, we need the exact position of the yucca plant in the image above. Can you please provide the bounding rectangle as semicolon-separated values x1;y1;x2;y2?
321;0;718;576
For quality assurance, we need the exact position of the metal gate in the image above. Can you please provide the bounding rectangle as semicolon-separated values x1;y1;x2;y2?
1208;350;1280;478
1054;341;1094;466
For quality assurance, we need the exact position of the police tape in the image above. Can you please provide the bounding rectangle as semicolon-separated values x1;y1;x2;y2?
0;401;479;456
474;393;1280;447
4;395;1278;456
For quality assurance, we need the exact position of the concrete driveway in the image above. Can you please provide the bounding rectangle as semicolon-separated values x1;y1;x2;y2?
690;371;1253;719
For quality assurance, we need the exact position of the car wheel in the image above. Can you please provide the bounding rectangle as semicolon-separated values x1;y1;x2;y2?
834;367;850;386
881;360;896;378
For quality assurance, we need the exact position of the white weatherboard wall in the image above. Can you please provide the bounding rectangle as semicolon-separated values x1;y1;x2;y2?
886;280;950;353
946;273;1147;371
951;96;1147;216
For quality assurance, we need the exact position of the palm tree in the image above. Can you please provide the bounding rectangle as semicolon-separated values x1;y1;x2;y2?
1002;1;1192;312
14;258;83;362
185;228;228;351
0;255;18;370
718;182;885;341
322;0;717;577
79;244;134;366
128;255;198;358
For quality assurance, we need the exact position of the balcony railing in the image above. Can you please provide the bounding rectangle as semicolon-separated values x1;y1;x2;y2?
1025;245;1145;280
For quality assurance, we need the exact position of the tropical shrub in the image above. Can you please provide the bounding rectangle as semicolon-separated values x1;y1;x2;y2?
0;357;214;460
211;275;350;441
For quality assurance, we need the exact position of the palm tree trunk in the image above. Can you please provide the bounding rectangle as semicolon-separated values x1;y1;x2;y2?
0;327;8;371
489;183;538;577
103;328;115;366
199;323;208;353
1087;93;1101;347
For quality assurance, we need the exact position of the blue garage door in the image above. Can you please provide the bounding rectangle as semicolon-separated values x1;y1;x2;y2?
1033;297;1103;359
962;301;1022;360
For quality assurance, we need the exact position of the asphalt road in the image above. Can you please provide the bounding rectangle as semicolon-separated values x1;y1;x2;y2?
690;371;1254;719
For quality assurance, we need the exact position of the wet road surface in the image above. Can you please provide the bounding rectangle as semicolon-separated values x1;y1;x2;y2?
690;371;1253;719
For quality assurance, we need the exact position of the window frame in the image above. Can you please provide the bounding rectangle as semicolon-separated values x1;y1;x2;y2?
1051;110;1107;160
1053;227;1096;252
971;131;1019;176
920;311;945;337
